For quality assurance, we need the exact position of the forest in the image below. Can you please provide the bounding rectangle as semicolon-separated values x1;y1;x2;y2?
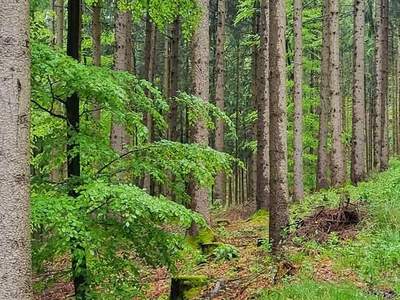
1;0;400;299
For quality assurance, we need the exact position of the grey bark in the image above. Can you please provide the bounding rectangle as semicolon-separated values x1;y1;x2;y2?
111;10;132;154
55;0;64;47
269;0;289;252
189;0;211;229
329;0;346;187
214;0;226;204
351;0;366;184
0;1;32;298
256;0;270;210
293;0;304;199
316;0;331;190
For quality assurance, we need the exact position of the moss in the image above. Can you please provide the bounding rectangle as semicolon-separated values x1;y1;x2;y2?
250;209;269;224
171;275;209;299
186;227;217;248
200;242;222;255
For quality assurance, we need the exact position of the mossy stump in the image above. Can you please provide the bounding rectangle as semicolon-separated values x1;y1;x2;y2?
169;275;208;300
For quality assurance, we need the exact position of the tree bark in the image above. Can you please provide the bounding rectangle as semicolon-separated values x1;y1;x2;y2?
380;0;389;170
351;0;366;184
55;0;64;47
256;0;270;210
0;1;32;298
189;0;211;230
111;10;132;154
214;0;226;204
92;1;101;120
373;0;383;170
316;0;331;190
66;1;89;299
269;0;289;252
293;0;304;199
329;0;346;187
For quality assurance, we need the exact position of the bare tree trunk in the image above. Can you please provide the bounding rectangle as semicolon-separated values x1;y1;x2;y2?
188;0;211;232
373;0;384;170
247;10;259;211
293;0;304;199
55;0;64;47
256;0;270;210
329;0;346;187
380;0;389;170
0;1;32;298
351;0;366;184
169;18;180;141
214;0;226;204
92;1;101;120
316;0;331;190
111;10;132;154
269;0;289;252
143;14;157;191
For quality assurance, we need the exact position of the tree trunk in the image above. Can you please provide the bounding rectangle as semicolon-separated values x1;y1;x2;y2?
189;0;211;231
293;0;304;199
329;0;346;187
0;1;32;298
55;0;64;47
373;0;383;170
169;18;180;141
316;0;331;190
269;0;289;252
351;0;366;184
214;0;226;204
380;0;389;170
111;10;132;154
143;14;157;191
256;0;270;210
92;1;101;120
66;1;88;299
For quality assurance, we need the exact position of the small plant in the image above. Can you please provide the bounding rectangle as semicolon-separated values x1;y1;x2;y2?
212;244;240;261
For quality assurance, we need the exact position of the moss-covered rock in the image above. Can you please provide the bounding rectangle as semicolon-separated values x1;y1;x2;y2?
200;242;222;255
186;227;217;248
170;275;209;300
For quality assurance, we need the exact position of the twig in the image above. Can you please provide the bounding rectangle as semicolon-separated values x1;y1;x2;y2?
32;99;67;120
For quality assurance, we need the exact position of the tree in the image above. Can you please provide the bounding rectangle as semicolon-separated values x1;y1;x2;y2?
316;0;331;190
329;0;346;187
189;0;211;230
269;0;289;251
256;0;270;210
293;0;304;199
55;0;64;47
111;9;133;154
0;1;32;298
92;0;102;120
214;0;226;204
351;0;366;184
380;0;389;170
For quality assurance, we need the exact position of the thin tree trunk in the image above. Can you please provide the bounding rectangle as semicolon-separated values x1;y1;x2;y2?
189;0;211;232
329;0;346;186
380;0;389;170
66;1;88;298
214;0;226;203
269;0;289;252
143;14;157;191
256;0;270;210
169;18;180;141
92;1;101;120
316;0;331;190
351;0;366;184
55;0;64;47
293;0;304;199
0;1;32;298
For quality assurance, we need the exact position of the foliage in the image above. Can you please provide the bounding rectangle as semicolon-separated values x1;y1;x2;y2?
212;244;240;261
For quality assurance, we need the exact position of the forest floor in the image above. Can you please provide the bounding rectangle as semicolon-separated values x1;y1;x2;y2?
144;161;400;300
35;161;400;299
